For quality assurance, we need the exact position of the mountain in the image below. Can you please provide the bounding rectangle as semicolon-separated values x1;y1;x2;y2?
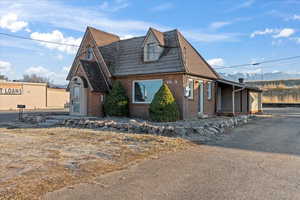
219;71;300;82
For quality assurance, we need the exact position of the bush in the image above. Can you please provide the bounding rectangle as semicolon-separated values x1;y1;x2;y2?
149;83;180;122
104;81;129;117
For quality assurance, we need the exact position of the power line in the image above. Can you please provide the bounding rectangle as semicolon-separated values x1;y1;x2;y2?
1;31;300;70
214;56;300;69
0;32;80;47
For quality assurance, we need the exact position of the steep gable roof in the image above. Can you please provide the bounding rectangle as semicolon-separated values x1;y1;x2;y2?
88;26;120;46
142;27;165;47
79;60;109;92
176;31;220;79
99;30;184;76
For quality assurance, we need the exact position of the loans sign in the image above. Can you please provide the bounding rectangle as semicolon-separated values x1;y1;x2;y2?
0;84;23;95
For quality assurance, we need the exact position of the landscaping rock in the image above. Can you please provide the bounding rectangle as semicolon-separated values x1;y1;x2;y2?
21;113;255;143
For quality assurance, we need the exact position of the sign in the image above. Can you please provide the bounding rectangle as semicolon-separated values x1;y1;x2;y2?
0;83;23;95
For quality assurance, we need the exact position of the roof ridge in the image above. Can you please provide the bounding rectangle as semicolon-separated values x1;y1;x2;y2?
176;31;220;79
87;26;120;38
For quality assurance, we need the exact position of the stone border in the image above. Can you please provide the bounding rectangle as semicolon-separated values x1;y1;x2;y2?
21;114;256;142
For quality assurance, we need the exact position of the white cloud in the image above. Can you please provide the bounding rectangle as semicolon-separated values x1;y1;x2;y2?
250;28;278;38
207;58;225;67
290;37;300;44
226;0;255;12
209;21;232;29
0;12;28;32
0;60;12;73
293;14;300;20
30;30;81;54
151;3;174;11
62;66;71;73
120;34;136;40
184;31;239;43
25;66;49;75
99;0;129;12
25;66;69;85
0;0;165;36
56;54;64;60
251;28;295;38
272;28;295;38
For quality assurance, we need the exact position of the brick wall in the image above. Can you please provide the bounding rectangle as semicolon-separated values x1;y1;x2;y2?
87;91;104;117
115;73;184;119
182;75;216;119
115;73;216;120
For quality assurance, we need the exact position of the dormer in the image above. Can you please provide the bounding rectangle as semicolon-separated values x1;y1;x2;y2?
142;28;165;62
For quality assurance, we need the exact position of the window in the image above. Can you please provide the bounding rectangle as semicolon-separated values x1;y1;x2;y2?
133;79;163;103
207;82;212;100
86;47;93;60
185;79;194;99
147;43;156;61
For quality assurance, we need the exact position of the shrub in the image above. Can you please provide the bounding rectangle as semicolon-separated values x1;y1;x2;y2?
149;83;180;122
104;81;129;117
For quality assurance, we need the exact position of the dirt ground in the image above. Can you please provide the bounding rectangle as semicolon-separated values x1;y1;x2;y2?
0;127;192;200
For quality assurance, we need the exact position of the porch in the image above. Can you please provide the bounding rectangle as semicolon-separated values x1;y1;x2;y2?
216;79;262;116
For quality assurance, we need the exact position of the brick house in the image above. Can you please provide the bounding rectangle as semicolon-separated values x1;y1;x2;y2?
67;26;262;119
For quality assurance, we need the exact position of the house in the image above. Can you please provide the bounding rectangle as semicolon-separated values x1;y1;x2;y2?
66;26;262;119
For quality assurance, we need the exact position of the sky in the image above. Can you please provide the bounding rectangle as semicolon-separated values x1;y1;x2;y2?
0;0;300;85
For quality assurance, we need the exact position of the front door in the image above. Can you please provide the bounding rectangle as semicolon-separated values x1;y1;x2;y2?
72;86;81;114
198;81;204;114
70;76;87;116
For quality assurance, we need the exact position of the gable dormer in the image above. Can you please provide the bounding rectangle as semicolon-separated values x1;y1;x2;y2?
142;28;165;62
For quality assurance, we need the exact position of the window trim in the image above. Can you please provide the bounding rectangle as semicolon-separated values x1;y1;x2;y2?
132;79;163;104
146;42;156;61
207;81;212;100
187;79;194;100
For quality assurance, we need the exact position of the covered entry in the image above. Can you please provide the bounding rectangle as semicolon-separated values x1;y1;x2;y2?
216;79;262;115
69;76;88;115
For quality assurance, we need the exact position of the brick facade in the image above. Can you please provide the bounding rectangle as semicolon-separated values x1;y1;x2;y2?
114;73;216;120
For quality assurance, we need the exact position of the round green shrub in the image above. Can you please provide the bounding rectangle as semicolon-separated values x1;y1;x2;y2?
149;83;180;122
104;81;129;117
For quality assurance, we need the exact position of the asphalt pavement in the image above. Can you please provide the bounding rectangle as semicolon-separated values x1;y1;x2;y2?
40;107;300;200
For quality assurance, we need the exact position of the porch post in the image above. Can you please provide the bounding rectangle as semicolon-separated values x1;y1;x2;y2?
232;86;235;115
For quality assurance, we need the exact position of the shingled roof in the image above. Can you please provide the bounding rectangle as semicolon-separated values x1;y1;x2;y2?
79;60;109;92
88;26;120;47
98;28;219;79
148;27;165;46
99;30;185;76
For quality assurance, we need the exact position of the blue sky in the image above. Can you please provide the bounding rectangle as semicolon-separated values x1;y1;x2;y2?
0;0;300;84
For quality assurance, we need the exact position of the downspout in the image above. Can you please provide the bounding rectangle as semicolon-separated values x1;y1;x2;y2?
232;86;245;116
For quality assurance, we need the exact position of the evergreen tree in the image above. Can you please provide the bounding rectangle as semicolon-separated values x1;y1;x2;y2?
104;81;129;116
149;83;180;122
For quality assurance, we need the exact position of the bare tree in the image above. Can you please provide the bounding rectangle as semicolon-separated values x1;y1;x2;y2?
22;74;51;84
0;74;8;81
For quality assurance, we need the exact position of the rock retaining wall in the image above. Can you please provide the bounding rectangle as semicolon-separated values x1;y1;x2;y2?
22;114;255;143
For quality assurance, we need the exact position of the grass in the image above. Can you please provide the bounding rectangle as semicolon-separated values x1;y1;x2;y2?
0;127;192;200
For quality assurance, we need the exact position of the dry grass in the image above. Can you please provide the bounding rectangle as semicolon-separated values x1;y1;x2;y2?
0;127;192;200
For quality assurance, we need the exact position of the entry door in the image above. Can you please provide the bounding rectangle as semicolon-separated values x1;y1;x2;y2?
198;81;204;113
72;86;81;114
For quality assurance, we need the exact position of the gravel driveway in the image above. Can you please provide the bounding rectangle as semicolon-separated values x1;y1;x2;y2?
44;107;300;200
